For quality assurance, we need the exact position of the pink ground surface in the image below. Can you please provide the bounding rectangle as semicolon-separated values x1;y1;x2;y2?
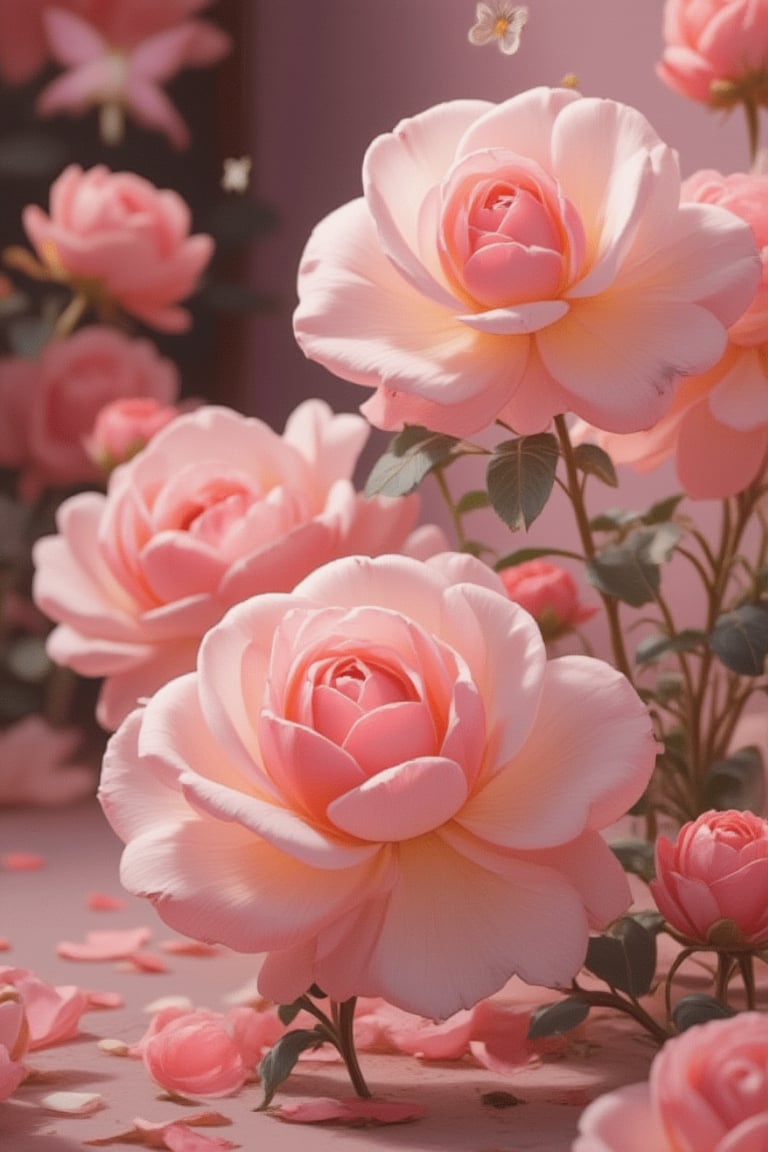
1;801;667;1151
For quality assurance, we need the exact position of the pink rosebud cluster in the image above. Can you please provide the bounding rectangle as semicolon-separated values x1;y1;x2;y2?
85;396;183;474
34;401;445;730
23;165;214;332
0;327;179;501
651;808;768;948
499;560;595;641
574;1013;768;1151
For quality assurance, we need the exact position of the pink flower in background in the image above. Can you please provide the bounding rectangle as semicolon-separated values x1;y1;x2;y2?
294;87;759;439
37;6;230;149
0;327;179;501
659;0;768;107
575;170;768;498
651;809;768;948
85;396;182;472
500;560;595;640
0;991;28;1102
0;0;84;84
100;552;656;1020
0;715;93;807
22;165;214;332
574;1013;768;1151
33;401;445;730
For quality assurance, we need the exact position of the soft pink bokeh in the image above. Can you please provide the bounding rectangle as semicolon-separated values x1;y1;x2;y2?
0;327;179;501
575;169;768;499
574;1012;768;1151
500;559;595;640
33;401;445;730
651;808;768;947
23;165;214;333
100;551;656;1020
37;6;230;149
294;86;758;441
0;993;28;1103
0;715;93;807
659;0;768;106
85;396;182;473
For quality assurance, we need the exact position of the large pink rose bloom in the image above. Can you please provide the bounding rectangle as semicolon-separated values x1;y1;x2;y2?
659;0;768;106
23;165;213;333
0;326;179;501
575;170;768;498
574;1013;768;1151
294;87;759;439
33;401;443;731
99;552;657;1019
651;808;768;948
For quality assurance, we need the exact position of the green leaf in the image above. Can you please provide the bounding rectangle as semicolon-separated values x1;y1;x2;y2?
257;1029;327;1109
526;997;589;1040
635;629;707;666
585;917;656;998
572;443;618;487
494;546;580;570
642;494;685;525
486;433;559;531
703;745;765;813
672;994;734;1033
589;507;641;532
276;1001;302;1026
455;489;491;514
364;425;459;498
587;524;680;608
708;604;768;676
610;839;656;884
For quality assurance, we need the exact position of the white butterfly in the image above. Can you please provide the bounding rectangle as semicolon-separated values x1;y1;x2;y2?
468;2;529;55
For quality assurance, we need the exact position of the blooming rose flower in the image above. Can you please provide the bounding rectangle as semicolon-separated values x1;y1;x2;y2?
0;991;28;1102
651;809;768;948
294;87;759;439
99;552;657;1020
37;6;230;149
137;1006;248;1098
658;0;768;108
574;1013;768;1151
0;327;179;501
85;396;182;473
499;560;595;640
574;170;768;498
22;165;214;332
33;401;445;730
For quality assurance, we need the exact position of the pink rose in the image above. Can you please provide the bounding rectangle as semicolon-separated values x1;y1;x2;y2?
85;396;182;473
574;1013;768;1152
651;809;768;948
0;327;179;501
137;1007;248;1098
575;170;768;499
659;0;768;107
499;560;595;640
294;87;759;439
0;991;28;1102
23;165;214;332
100;552;657;1020
33;401;444;730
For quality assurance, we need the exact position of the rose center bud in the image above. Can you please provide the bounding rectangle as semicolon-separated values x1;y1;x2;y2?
174;478;260;547
438;153;584;309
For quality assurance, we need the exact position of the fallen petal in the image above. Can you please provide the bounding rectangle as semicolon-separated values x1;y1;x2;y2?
41;1090;105;1114
273;1096;426;1125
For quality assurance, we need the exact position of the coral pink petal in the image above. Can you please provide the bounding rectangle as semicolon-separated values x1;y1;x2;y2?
282;399;369;491
57;927;153;961
43;9;106;66
327;757;468;841
126;78;190;149
273;1097;426;1125
574;1082;662;1151
457;655;656;849
708;347;768;430
2;853;45;870
37;61;113;116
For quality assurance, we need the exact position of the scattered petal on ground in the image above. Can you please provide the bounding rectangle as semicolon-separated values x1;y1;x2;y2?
159;940;220;957
87;892;126;911
144;996;194;1014
57;927;153;961
41;1090;105;1114
118;952;168;973
85;990;124;1009
0;938;9;951
2;853;45;870
85;1112;235;1148
272;1096;426;1125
